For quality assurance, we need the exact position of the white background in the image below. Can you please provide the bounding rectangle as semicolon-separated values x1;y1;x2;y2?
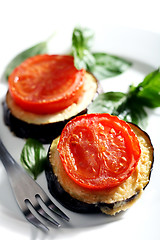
1;0;160;73
0;1;160;240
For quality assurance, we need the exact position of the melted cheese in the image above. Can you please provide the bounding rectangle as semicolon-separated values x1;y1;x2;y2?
49;123;153;215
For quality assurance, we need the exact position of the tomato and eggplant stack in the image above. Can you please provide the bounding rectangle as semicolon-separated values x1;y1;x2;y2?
45;113;154;215
3;54;100;143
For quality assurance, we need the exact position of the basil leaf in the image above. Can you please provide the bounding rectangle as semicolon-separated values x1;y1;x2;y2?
88;68;160;128
72;27;95;70
89;53;132;80
88;92;148;129
4;41;48;80
71;27;131;80
88;92;127;114
20;138;47;180
115;95;148;128
135;69;160;108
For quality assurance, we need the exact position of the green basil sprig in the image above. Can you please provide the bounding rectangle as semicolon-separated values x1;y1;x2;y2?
4;41;48;80
88;69;160;128
72;27;95;70
72;27;131;80
20;138;47;180
134;69;160;108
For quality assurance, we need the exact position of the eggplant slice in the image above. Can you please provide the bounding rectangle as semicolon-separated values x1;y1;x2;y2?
3;72;100;143
45;123;154;215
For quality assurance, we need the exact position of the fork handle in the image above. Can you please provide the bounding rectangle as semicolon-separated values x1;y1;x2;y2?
0;138;20;173
0;138;30;191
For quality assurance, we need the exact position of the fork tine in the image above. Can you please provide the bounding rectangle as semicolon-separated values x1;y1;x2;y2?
36;206;60;227
41;197;70;222
26;199;60;228
0;138;70;231
36;193;70;222
47;199;70;222
23;206;49;233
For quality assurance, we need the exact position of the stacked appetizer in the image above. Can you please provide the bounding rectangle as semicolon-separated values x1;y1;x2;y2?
46;113;154;215
3;49;154;216
3;54;99;143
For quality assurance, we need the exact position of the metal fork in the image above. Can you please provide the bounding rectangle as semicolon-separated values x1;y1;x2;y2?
0;138;69;232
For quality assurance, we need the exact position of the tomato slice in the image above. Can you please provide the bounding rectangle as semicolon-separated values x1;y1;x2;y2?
57;113;141;190
8;54;85;114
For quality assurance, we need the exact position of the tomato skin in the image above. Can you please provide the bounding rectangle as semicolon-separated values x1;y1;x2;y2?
57;113;141;190
8;55;85;114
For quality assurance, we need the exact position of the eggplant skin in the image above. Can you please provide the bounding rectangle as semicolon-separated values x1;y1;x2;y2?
45;156;140;214
45;159;101;213
45;122;154;215
2;100;86;144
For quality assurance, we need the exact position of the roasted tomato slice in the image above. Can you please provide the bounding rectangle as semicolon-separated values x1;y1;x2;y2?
57;113;141;190
8;54;85;114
